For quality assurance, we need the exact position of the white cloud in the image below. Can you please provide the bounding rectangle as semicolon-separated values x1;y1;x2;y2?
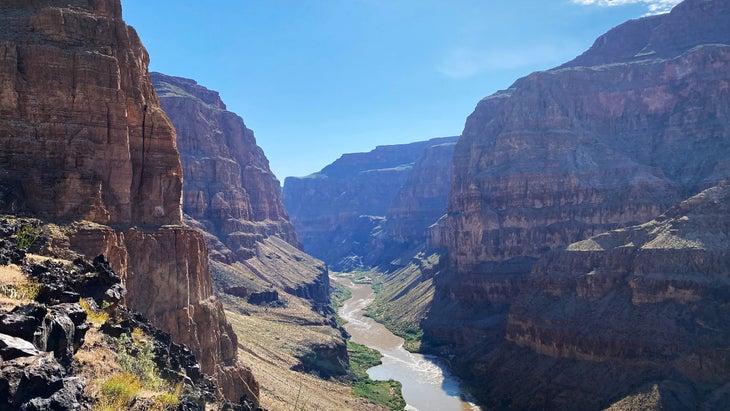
571;0;682;15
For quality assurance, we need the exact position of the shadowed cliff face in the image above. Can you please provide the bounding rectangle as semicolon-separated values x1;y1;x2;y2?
0;1;258;404
479;184;730;410
424;0;730;407
283;137;457;271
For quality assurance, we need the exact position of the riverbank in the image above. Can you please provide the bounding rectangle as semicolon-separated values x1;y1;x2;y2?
336;275;480;411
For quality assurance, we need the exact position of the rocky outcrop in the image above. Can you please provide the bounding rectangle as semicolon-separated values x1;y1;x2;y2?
475;183;730;410
151;73;299;262
0;0;181;226
424;0;730;407
0;1;256;404
283;136;457;270
0;217;261;410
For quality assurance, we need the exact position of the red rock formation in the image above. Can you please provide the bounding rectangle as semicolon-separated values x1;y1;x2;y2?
0;1;257;404
424;0;730;406
0;0;181;226
479;183;730;410
151;73;299;262
283;137;457;270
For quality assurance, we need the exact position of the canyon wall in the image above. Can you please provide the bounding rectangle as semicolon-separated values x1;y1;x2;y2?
283;136;457;271
152;73;331;307
151;73;346;377
484;183;730;409
425;0;730;407
0;1;256;404
152;72;299;263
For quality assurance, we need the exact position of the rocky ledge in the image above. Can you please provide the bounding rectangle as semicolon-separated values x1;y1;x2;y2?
0;217;259;410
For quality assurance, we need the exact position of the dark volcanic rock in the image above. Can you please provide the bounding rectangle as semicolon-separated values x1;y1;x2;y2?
283;136;457;270
0;333;41;361
425;0;730;407
0;353;87;411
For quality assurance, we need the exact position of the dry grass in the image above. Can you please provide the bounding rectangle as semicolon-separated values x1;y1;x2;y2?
0;264;39;310
223;294;388;411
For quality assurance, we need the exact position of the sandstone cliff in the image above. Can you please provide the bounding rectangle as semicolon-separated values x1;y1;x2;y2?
151;72;299;263
150;73;348;381
283;136;457;271
479;183;730;410
423;0;730;407
0;1;256;404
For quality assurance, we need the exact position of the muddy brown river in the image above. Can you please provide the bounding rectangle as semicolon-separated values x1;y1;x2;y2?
337;278;480;411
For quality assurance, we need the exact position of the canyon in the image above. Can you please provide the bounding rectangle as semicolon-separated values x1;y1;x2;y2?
422;0;730;408
1;0;730;409
151;72;366;408
285;0;730;409
283;136;457;271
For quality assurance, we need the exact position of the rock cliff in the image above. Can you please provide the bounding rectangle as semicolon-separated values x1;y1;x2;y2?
424;0;730;407
151;73;299;263
283;136;457;271
480;183;730;410
150;73;347;380
0;1;256;404
0;217;257;410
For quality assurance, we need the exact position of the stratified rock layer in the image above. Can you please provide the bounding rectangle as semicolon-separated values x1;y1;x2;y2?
480;184;730;410
0;0;181;226
0;1;257;404
425;0;730;407
151;73;346;380
152;73;299;263
283;137;457;270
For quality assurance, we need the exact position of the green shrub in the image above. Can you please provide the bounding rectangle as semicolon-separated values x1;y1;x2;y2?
115;332;163;389
14;224;41;251
96;372;141;410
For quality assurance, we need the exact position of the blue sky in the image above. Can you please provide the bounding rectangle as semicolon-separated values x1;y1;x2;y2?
122;0;681;181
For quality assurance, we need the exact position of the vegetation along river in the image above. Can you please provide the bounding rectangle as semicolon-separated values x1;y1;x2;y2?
337;277;480;411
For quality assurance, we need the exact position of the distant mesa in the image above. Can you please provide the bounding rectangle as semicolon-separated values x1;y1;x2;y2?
282;136;458;271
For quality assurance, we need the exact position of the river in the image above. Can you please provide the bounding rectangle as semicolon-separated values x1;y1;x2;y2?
337;277;480;411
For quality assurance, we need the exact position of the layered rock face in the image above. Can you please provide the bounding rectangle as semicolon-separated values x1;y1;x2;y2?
0;0;181;226
481;183;730;410
151;74;346;379
152;73;299;262
376;140;457;267
425;0;730;405
152;72;331;307
0;1;256;404
283;136;457;270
